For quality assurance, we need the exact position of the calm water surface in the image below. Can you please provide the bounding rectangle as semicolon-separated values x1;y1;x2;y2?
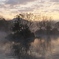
0;35;59;59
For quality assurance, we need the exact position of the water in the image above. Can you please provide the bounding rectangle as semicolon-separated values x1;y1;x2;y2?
0;32;59;59
30;35;59;59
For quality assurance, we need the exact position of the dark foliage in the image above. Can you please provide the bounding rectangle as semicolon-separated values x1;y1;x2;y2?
7;16;35;59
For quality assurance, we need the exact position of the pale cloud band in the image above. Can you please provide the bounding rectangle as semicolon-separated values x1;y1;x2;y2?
5;0;35;5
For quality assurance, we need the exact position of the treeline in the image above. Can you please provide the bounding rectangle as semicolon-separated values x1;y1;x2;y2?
0;14;59;35
36;20;59;35
0;17;11;31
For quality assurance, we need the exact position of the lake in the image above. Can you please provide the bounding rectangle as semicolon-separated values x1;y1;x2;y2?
0;34;59;59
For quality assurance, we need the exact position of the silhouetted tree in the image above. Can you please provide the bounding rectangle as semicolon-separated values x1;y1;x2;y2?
8;15;35;59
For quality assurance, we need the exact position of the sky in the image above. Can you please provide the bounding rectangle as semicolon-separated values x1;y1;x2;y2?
0;0;59;20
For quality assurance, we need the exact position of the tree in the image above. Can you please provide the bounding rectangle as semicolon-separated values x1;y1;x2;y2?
8;15;35;59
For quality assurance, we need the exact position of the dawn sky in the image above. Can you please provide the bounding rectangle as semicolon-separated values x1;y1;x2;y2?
0;0;59;20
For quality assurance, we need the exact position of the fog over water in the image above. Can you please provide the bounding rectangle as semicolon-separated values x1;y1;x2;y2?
0;31;59;59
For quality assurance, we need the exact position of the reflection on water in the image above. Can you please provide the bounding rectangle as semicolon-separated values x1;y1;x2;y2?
0;35;59;59
30;35;59;59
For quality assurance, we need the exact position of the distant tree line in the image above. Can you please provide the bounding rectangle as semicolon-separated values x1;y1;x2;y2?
36;20;59;35
0;14;59;34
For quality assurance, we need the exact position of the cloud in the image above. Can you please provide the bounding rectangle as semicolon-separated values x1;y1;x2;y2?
18;7;34;12
0;4;5;8
5;0;36;6
50;0;59;2
0;0;59;19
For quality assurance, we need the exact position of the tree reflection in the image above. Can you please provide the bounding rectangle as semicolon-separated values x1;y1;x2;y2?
30;35;59;59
